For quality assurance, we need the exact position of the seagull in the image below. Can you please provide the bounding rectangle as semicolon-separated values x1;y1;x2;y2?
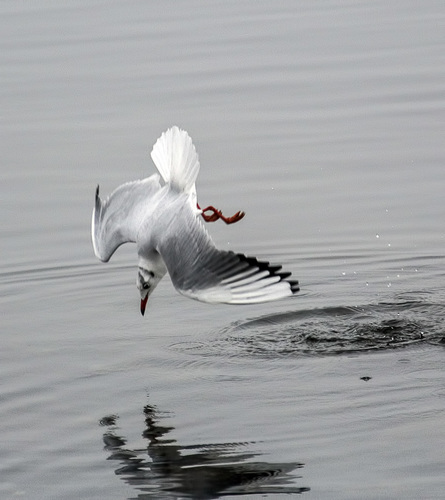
92;126;299;315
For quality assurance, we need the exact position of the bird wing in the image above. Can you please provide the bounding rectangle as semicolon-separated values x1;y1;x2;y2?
155;197;299;304
92;175;162;262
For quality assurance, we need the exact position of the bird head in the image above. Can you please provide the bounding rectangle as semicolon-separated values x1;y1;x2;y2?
136;267;164;315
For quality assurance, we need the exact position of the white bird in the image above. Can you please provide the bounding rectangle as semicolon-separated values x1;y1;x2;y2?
92;127;299;315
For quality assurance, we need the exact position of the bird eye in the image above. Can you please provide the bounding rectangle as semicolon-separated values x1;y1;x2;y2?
142;282;150;290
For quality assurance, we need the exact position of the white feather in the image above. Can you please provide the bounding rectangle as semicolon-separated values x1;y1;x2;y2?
92;127;299;307
150;126;200;193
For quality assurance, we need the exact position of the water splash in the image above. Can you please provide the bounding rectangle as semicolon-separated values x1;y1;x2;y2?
174;298;445;358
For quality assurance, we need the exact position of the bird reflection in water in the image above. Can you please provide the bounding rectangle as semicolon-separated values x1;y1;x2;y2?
100;401;309;498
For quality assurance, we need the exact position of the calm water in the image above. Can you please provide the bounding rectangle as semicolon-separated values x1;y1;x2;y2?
1;1;445;498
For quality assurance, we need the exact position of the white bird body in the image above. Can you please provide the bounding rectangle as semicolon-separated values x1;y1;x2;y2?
92;127;299;314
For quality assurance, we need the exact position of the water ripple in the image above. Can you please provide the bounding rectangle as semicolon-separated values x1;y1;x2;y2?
174;298;445;358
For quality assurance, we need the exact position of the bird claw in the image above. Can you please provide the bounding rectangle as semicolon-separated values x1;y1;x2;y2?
198;204;245;224
221;210;245;224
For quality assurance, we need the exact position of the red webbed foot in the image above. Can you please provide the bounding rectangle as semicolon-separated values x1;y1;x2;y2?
197;204;245;224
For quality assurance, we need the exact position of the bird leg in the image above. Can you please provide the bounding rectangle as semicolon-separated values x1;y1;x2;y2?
197;203;245;224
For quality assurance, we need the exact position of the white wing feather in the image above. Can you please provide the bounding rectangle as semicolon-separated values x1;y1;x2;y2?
92;175;161;262
155;196;299;304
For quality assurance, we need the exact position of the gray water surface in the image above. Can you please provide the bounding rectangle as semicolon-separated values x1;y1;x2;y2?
1;1;445;499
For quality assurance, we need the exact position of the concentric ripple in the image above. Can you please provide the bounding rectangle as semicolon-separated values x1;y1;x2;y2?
174;299;445;358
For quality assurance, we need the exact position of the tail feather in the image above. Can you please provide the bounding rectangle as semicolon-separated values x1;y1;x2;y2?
150;126;200;193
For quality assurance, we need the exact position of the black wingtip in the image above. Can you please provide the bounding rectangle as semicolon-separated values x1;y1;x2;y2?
237;253;300;295
277;271;292;280
95;184;100;197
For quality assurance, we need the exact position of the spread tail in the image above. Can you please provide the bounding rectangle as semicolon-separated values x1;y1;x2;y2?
150;126;200;193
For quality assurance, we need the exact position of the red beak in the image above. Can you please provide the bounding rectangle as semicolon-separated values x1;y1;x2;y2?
140;295;149;316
